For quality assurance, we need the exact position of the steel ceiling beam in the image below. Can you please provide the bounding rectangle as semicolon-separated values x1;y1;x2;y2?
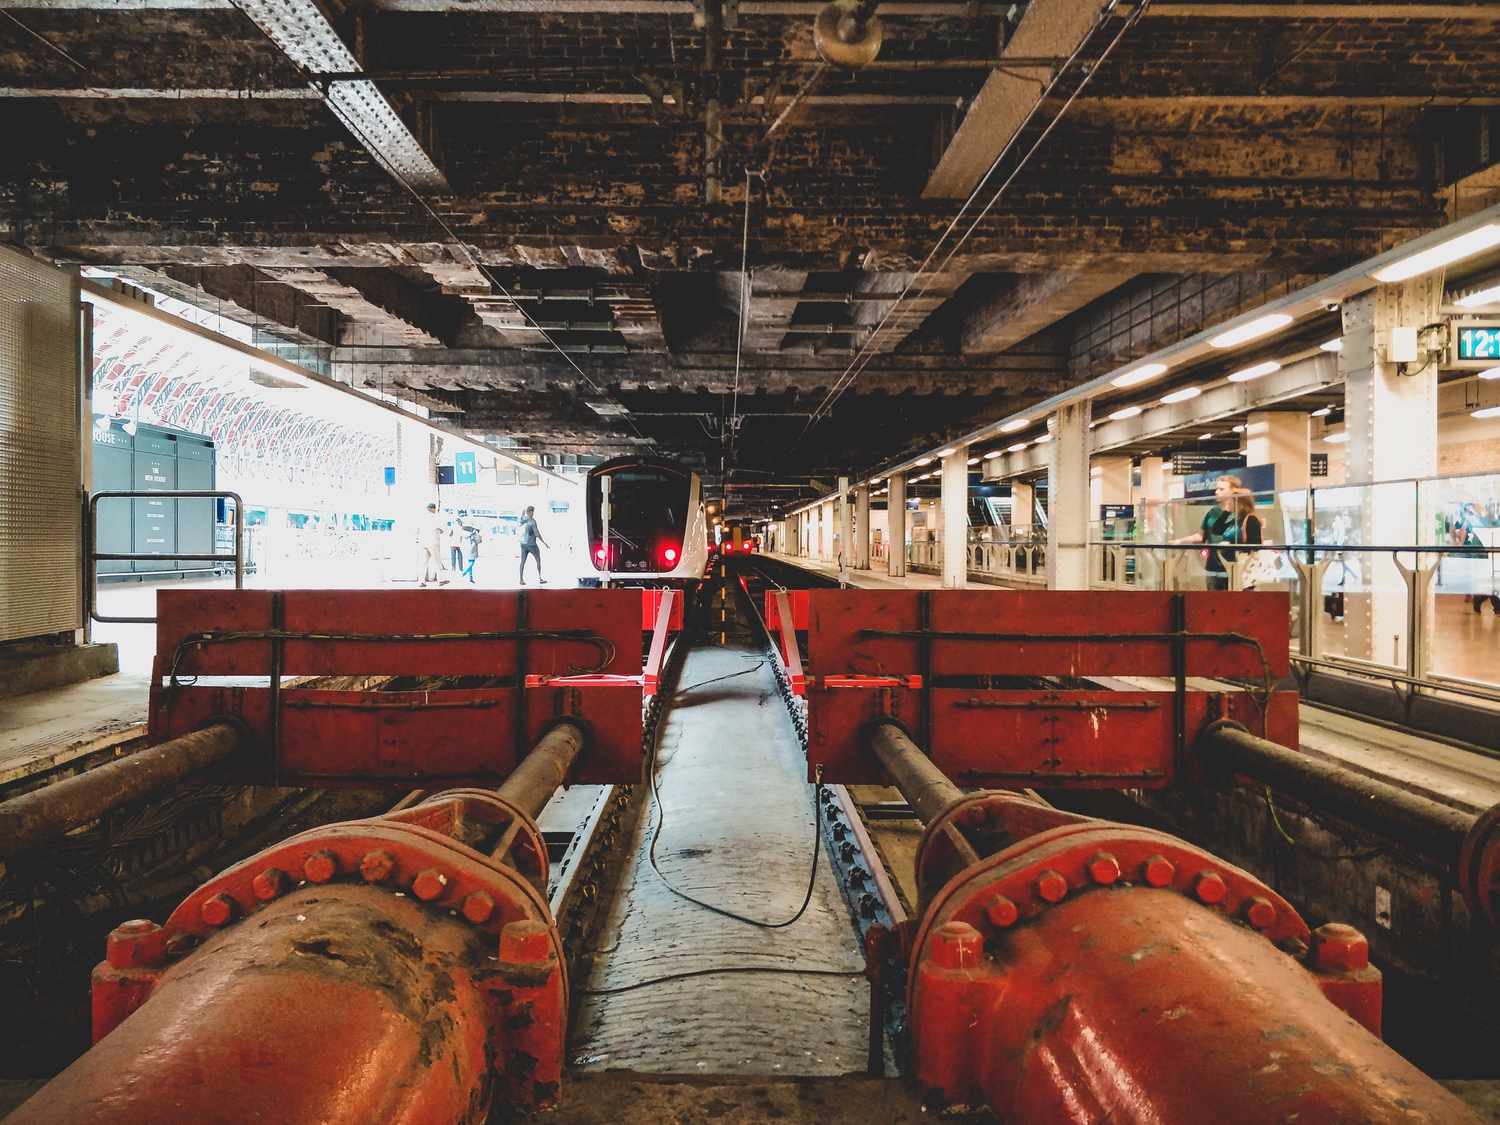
228;0;450;193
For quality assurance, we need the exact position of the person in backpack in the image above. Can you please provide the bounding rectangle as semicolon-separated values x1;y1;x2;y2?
1171;475;1260;590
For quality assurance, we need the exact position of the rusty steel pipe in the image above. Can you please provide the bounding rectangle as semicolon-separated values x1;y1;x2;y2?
4;886;497;1125
5;725;581;1125
497;717;588;822
0;723;240;860
1200;719;1476;864
867;719;964;826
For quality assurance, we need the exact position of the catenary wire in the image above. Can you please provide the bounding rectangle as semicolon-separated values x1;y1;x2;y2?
798;0;1146;435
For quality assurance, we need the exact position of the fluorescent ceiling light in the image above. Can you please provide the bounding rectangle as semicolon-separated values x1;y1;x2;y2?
938;447;957;457
1324;431;1349;443
1210;314;1294;349
1109;406;1143;421
1111;363;1167;388
1200;432;1214;440
983;450;1003;459
1474;405;1500;419
1033;432;1053;443
999;417;1031;433
1310;406;1332;417
1319;338;1343;352
1161;386;1202;404
1373;223;1500;283
1232;424;1246;433
1479;366;1500;380
915;457;933;466
1227;360;1281;383
1457;283;1500;308
1007;442;1028;452
966;457;980;466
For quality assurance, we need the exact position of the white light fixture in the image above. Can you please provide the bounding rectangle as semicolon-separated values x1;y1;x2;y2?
122;419;138;436
1474;405;1500;420
93;415;112;431
1310;406;1332;417
1457;283;1500;308
1210;314;1295;349
983;450;1003;459
1319;338;1343;352
1227;360;1281;383
1033;432;1053;443
966;457;980;466
1373;223;1500;283
1324;431;1349;443
1479;366;1500;381
1111;363;1168;388
938;447;958;457
1161;386;1202;404
1108;405;1143;421
915;457;933;467
1200;432;1215;440
1232;424;1246;433
999;417;1031;433
1007;442;1028;453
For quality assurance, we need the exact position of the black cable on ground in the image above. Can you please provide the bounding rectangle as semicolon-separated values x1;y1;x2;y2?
642;577;823;929
581;963;858;996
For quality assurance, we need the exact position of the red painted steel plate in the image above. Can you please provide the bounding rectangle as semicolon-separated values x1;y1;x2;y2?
156;589;643;678
152;683;643;787
804;590;1289;680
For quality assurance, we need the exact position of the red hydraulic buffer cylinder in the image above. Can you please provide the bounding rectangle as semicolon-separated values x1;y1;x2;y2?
903;788;1482;1124
7;724;586;1125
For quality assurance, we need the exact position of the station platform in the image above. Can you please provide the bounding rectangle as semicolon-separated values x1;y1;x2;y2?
0;673;148;792
769;555;943;590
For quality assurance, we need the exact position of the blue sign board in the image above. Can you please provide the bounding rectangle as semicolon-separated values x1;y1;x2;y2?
1100;504;1135;521
1184;463;1276;501
383;466;396;486
1457;325;1500;361
454;452;477;484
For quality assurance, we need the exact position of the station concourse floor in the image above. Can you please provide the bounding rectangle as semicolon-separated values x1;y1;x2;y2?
772;555;1500;817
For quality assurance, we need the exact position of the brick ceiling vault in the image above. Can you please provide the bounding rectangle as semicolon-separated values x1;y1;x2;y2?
0;0;1495;508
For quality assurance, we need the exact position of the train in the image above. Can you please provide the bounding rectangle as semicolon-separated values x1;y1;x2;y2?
717;520;760;554
584;456;709;583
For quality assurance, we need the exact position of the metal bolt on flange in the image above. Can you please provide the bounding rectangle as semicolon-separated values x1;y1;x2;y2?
1310;922;1369;971
106;919;168;968
500;919;553;964
200;893;237;927
304;850;339;884
360;850;396;883
985;894;1019;928
1141;855;1175;887
1243;896;1278;929
251;867;289;902
462;891;495;924
412;868;448;901
1087;852;1121;885
965;804;989;825
1036;870;1069;903
929;920;984;969
1193;871;1228;905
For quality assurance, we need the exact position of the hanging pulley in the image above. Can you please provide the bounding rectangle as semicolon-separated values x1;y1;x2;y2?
813;0;883;68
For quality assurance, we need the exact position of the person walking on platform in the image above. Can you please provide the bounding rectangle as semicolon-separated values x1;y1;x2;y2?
417;502;449;587
1170;475;1260;591
460;520;482;584
519;505;548;585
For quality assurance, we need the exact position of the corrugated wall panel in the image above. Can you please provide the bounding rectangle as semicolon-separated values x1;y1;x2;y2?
0;247;81;643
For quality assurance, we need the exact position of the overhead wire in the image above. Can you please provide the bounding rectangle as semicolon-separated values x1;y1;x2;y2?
797;0;1148;437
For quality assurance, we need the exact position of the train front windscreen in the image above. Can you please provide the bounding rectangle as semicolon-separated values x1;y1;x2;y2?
587;465;691;573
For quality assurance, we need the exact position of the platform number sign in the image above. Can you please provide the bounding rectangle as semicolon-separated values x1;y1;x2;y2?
454;452;477;485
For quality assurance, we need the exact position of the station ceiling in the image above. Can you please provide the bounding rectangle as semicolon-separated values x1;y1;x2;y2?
2;0;1497;510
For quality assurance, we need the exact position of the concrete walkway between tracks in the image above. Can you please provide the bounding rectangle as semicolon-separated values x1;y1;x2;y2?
571;642;866;1076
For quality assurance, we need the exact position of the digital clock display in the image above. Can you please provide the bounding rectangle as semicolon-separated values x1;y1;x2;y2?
1457;325;1500;360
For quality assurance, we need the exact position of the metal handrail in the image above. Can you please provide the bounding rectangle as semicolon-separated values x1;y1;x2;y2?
88;490;245;624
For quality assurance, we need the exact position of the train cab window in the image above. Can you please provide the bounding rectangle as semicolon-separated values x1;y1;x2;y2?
587;466;690;543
